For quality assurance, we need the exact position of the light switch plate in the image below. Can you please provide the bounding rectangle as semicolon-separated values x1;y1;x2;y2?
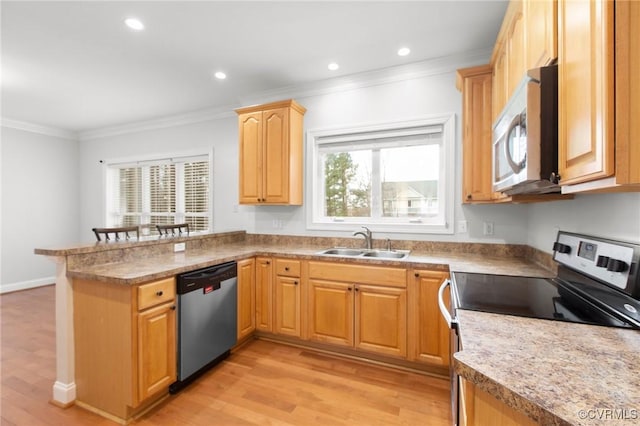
174;242;186;252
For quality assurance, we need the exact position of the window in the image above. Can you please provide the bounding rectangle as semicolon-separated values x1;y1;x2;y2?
307;115;455;234
105;154;211;234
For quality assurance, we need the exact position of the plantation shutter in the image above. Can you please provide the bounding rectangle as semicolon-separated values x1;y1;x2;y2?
184;160;210;232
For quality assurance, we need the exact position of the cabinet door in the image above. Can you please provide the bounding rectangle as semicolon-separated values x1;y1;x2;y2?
255;257;273;332
239;111;264;203
558;0;614;185
355;285;407;358
274;275;301;337
408;270;450;367
137;302;176;402
507;8;526;97
308;279;353;347
461;68;494;203
525;0;557;69
237;258;256;340
262;107;290;203
492;46;508;122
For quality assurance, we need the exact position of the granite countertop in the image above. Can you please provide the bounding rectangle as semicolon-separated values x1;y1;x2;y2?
455;310;640;426
64;241;554;285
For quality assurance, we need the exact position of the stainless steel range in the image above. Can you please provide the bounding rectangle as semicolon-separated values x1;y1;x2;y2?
439;231;640;426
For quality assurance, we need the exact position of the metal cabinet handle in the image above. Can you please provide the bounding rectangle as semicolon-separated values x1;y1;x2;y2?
438;279;454;329
414;272;420;277
156;290;163;296
294;281;298;285
285;267;290;271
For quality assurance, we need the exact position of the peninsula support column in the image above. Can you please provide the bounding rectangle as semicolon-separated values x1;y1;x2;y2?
49;256;76;406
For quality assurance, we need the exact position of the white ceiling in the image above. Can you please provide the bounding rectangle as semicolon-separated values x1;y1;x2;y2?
1;1;507;133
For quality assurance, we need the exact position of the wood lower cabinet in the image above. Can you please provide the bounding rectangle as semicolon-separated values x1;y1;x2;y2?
73;277;176;422
237;258;256;340
408;269;450;367
274;259;302;337
307;261;407;358
308;279;354;347
255;257;273;332
460;378;537;426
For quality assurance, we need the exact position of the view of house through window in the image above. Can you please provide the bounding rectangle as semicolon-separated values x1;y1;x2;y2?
106;155;210;234
310;115;454;233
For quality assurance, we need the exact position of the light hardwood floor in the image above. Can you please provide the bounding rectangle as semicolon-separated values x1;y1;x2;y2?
1;285;452;425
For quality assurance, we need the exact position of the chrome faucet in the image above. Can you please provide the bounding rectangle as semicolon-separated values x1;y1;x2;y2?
353;226;373;249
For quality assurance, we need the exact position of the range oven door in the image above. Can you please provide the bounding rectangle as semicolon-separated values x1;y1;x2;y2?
438;279;459;426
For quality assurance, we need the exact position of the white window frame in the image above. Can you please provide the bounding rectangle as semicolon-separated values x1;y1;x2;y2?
102;149;213;234
306;114;455;234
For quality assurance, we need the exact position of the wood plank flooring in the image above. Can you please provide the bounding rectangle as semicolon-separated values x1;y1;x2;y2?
1;285;452;425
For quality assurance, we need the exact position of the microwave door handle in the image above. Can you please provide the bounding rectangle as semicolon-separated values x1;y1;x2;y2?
438;279;456;329
504;113;527;174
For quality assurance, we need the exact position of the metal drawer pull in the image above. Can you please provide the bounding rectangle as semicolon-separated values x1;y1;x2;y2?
156;290;163;296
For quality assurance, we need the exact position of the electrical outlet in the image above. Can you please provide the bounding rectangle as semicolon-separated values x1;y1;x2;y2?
483;222;494;236
174;242;186;252
457;220;468;233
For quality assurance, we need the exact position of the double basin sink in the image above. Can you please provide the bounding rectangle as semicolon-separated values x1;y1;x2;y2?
317;247;410;259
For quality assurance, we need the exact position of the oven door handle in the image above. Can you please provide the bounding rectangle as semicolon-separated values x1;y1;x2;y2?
438;279;456;329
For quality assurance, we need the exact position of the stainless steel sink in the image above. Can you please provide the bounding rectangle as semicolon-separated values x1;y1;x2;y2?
362;250;409;259
317;248;365;256
316;248;410;259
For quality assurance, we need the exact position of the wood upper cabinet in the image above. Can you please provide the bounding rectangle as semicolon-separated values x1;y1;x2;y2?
307;261;407;358
408;269;450;367
236;99;306;205
237;258;256;340
457;65;495;203
255;257;273;332
274;259;302;337
492;45;508;122
506;5;526;96
525;0;557;69
558;0;615;186
559;0;640;193
72;277;177;422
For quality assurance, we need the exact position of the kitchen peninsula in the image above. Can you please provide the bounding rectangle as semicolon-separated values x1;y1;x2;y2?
36;231;640;425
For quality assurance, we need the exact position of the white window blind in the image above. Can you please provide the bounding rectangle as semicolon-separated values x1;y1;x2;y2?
106;155;211;234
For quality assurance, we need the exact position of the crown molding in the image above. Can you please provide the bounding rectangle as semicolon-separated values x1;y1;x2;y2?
79;48;492;142
0;118;78;140
78;106;236;141
238;49;493;106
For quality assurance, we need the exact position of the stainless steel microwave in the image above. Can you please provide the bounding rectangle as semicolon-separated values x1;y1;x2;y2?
492;64;559;195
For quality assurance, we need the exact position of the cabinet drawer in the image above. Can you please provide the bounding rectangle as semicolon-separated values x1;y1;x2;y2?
308;261;406;288
137;277;176;311
275;259;301;277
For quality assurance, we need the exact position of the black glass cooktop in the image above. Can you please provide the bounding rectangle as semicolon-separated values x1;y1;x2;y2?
451;272;637;329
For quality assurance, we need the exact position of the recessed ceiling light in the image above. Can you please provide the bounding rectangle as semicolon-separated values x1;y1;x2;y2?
328;62;339;71
124;18;145;31
214;71;227;80
398;47;411;57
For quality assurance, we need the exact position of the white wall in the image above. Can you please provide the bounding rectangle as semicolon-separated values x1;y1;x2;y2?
527;192;640;252
1;126;79;292
78;118;252;242
247;68;530;243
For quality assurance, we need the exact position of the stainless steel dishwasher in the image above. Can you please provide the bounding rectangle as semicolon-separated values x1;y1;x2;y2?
170;261;237;393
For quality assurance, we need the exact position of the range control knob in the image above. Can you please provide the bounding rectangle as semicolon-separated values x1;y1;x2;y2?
606;259;628;273
596;255;610;268
553;242;571;254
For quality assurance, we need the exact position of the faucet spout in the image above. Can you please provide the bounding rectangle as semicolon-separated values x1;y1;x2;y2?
352;226;373;249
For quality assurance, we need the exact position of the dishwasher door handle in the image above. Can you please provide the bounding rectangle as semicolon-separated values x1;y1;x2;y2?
438;279;456;329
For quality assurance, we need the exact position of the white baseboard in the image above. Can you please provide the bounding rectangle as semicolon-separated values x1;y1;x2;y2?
1;276;55;294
